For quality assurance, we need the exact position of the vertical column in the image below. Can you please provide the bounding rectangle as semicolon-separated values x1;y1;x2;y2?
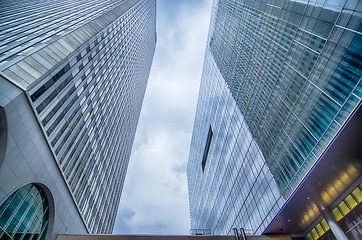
320;206;348;240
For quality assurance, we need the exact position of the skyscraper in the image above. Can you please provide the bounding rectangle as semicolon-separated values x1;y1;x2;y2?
188;0;361;239
0;0;156;239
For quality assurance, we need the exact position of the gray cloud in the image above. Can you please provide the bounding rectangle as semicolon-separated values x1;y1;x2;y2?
112;0;213;235
113;208;136;233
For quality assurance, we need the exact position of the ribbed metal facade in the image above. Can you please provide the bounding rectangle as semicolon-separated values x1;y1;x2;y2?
1;0;156;234
188;0;361;236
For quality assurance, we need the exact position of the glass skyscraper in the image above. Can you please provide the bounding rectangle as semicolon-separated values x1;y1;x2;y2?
0;0;156;239
188;0;361;239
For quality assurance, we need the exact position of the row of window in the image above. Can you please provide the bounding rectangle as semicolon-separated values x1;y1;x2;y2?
305;184;362;240
21;0;155;234
0;0;120;61
189;51;282;235
211;0;362;200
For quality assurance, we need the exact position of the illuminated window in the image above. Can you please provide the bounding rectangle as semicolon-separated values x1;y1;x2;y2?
320;219;329;231
306;218;331;240
337;201;350;215
311;228;319;240
307;185;362;239
345;194;358;209
352;187;362;202
305;233;313;240
315;223;324;236
332;208;343;221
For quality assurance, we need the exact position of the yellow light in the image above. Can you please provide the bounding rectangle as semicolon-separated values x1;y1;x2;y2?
308;209;314;217
321;191;331;204
340;173;351;184
327;185;337;198
347;164;358;176
334;179;343;192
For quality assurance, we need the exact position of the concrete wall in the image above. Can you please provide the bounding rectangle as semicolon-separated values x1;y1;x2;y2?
0;77;88;239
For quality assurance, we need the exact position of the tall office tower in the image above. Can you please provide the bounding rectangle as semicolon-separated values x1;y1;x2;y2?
188;0;361;239
0;0;156;239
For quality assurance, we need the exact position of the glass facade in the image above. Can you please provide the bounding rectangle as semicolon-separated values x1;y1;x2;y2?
1;0;156;234
0;184;49;240
188;48;282;235
188;0;361;236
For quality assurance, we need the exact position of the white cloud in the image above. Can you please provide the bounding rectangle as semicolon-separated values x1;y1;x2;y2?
113;0;213;235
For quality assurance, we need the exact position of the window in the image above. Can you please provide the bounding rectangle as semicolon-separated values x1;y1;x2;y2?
0;184;49;240
201;126;213;172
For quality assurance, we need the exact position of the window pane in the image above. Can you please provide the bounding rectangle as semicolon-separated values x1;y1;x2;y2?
305;233;313;240
338;201;350;215
311;228;319;240
345;194;358;209
352;187;362;202
332;208;343;221
315;223;325;236
320;219;330;231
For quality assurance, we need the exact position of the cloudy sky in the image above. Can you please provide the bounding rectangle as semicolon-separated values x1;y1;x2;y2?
113;0;213;235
